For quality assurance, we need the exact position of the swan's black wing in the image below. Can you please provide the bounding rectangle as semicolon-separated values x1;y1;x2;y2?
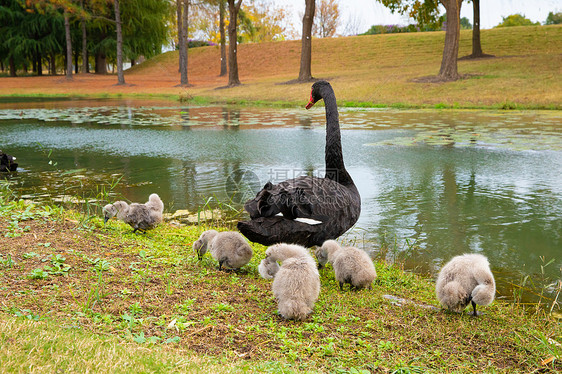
244;176;358;222
239;176;361;247
237;216;319;247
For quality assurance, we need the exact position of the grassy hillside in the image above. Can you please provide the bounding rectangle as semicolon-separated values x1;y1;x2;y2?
128;25;562;108
0;25;561;108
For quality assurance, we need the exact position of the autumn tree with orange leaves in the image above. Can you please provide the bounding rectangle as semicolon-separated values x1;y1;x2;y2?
313;0;340;38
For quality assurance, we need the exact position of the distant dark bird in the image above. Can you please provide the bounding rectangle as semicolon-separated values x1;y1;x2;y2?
0;151;18;172
103;193;164;233
436;253;496;316
237;80;361;247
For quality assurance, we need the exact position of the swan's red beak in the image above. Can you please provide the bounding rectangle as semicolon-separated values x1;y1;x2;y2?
305;93;316;109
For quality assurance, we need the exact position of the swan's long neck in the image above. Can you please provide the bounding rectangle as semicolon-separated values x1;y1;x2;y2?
322;87;354;187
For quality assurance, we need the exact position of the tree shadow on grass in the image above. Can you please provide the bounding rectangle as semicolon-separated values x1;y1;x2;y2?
410;73;483;83
458;53;496;61
215;83;243;90
278;77;322;85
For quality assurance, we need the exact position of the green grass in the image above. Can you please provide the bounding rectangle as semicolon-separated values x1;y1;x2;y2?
0;315;247;373
0;191;561;373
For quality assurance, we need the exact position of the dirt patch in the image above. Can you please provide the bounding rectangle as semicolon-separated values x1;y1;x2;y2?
0;216;280;359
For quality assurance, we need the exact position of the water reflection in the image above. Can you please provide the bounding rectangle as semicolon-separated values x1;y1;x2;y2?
1;101;561;306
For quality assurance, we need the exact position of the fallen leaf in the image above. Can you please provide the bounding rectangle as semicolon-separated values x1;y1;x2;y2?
541;356;555;366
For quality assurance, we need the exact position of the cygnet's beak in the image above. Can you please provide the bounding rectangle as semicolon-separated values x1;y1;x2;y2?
193;242;202;260
317;263;324;270
104;216;110;224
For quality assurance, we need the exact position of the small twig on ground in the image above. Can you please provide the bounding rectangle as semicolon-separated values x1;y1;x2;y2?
185;324;214;338
383;294;440;311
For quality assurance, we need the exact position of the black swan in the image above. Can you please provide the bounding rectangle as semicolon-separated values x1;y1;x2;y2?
0;151;18;172
237;80;361;247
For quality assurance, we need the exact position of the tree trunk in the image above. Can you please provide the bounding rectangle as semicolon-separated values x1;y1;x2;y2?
37;52;43;76
227;0;242;86
32;53;37;73
219;0;227;76
177;0;184;74
9;57;16;77
439;0;462;80
64;12;73;80
115;0;125;85
131;59;136;66
180;0;189;85
0;60;4;72
81;0;88;74
95;52;107;74
298;0;315;81
50;53;56;75
471;0;483;56
74;48;79;74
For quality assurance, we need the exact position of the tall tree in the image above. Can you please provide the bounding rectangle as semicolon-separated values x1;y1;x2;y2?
219;0;227;76
1;0;65;77
459;0;492;59
439;0;461;79
121;0;170;63
227;0;242;86
26;0;76;78
114;0;125;84
64;10;73;79
545;11;562;25
84;0;112;74
376;0;464;81
176;0;183;74
471;0;482;56
182;0;189;85
176;0;189;86
9;57;17;77
313;0;339;38
238;1;288;42
298;0;315;82
80;0;88;73
496;13;539;27
87;0;169;76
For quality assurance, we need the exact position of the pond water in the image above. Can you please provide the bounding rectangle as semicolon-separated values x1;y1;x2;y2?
1;98;561;308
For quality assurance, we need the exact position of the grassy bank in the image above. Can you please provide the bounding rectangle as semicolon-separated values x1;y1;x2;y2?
0;190;560;373
0;25;561;109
